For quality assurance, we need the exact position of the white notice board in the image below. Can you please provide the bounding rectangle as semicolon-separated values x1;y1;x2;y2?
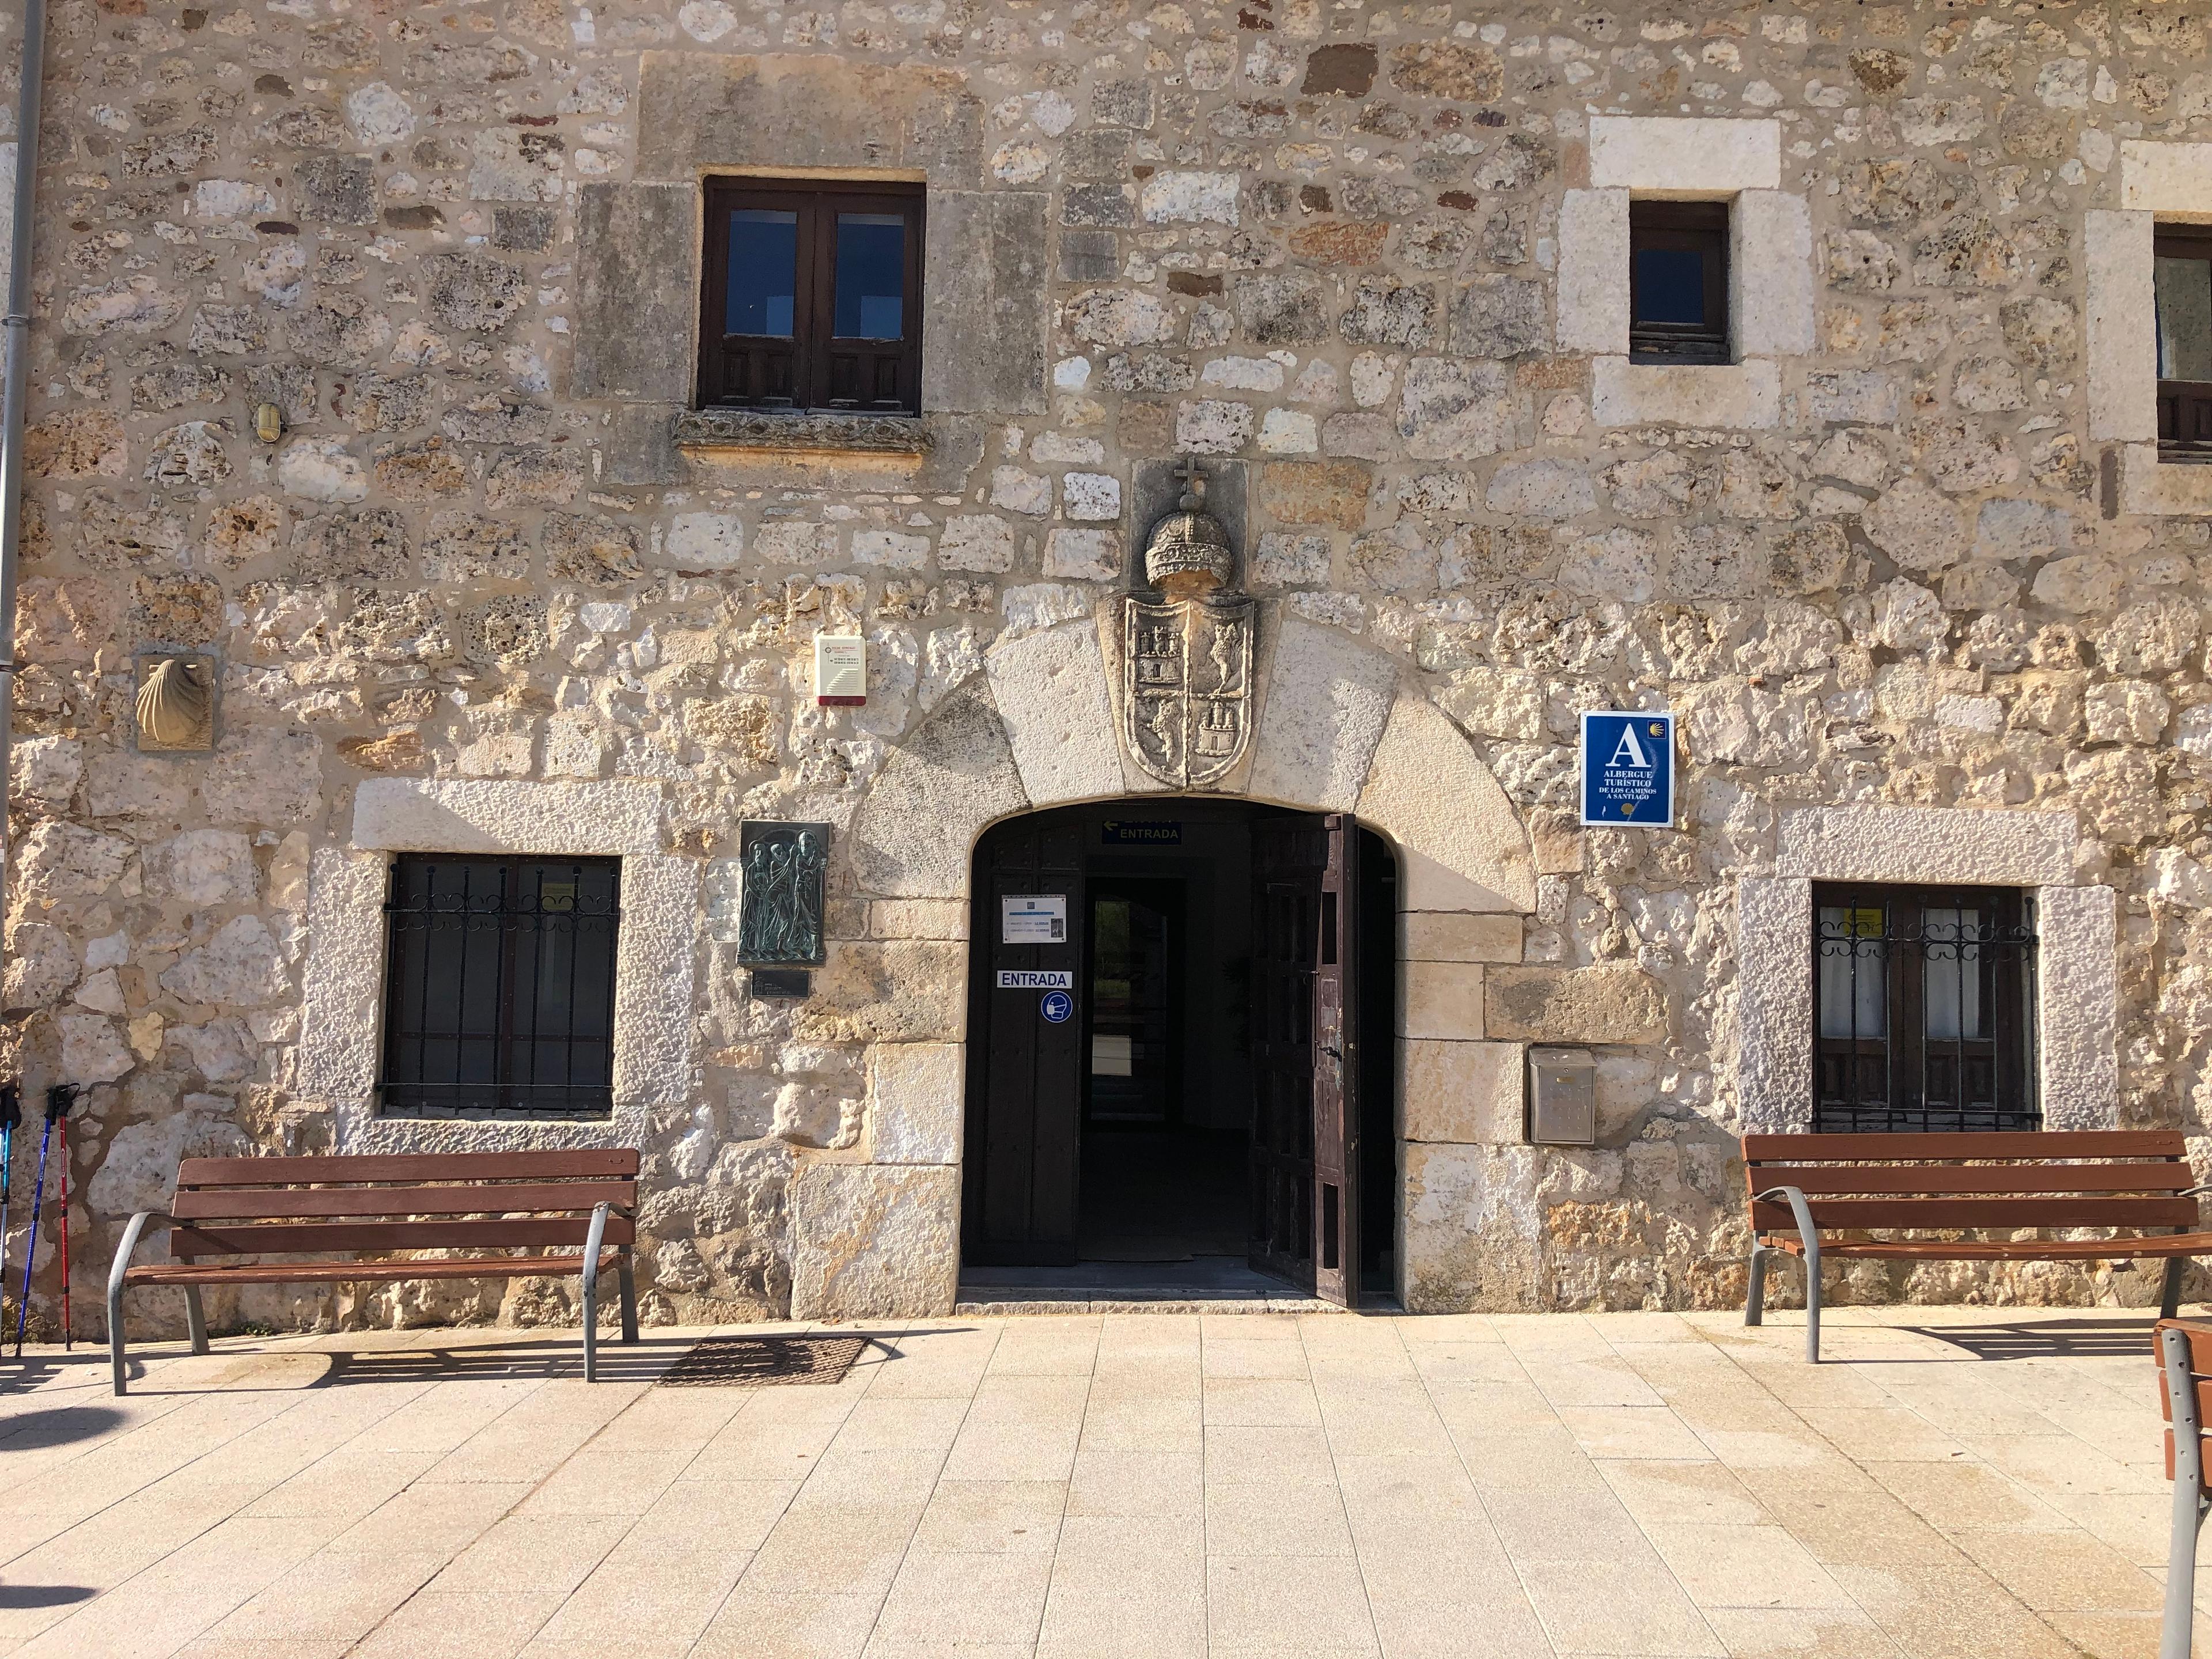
1001;893;1067;944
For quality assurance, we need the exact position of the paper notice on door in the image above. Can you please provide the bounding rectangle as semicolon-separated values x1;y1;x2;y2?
1001;893;1067;944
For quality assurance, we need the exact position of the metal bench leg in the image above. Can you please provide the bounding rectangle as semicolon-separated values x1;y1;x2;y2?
107;1278;128;1396
2164;1256;2187;1321
618;1248;638;1344
183;1286;209;1355
579;1202;609;1384
1745;1245;1768;1327
1803;1244;1822;1364
2161;1325;2206;1659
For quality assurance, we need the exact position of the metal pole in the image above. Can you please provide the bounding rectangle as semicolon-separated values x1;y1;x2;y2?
0;0;50;993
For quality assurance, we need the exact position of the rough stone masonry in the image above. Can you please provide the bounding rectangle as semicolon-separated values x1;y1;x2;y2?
3;0;2211;1332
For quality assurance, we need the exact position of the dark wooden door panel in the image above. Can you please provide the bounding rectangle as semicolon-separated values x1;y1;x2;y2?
1250;817;1323;1290
968;818;1085;1265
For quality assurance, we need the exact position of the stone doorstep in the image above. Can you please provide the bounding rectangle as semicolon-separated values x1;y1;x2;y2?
954;1291;1353;1316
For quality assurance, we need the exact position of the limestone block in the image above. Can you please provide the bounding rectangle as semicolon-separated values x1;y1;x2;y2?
18;821;133;897
635;54;983;188
1397;358;1513;461
1355;693;1536;914
984;618;1123;808
870;899;969;940
2122;444;2212;517
149;830;257;906
160;915;289;1007
1402;961;1484;1040
1775;805;2075;887
1248;616;1398;812
353;778;664;854
202;728;322;827
573;184;696;403
1484;965;1666;1045
2084;211;2155;443
609;854;700;1111
1734;877;1812;1134
87;1104;248;1218
59;1013;134;1085
925;191;1048;416
1404;1040;1523;1144
1591;358;1779;430
1402;1141;1543;1313
1589;116;1780;191
2120;141;2212;213
800;941;966;1043
2039;884;2118;1131
1401;912;1521;964
1733;191;1814;356
1556;194;1626;359
851;685;1028;899
869;1041;963;1164
297;847;387;1102
789;1162;960;1318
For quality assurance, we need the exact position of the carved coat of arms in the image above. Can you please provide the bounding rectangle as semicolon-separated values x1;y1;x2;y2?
1122;459;1255;789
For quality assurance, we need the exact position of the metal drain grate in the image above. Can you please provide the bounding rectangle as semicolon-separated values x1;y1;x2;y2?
656;1334;869;1387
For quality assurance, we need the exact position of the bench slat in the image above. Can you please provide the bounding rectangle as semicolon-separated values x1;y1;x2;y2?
1749;1163;2195;1197
126;1252;619;1286
175;1150;639;1188
172;1181;636;1222
1743;1130;2187;1162
2160;1319;2212;1378
168;1217;634;1257
1751;1196;2198;1232
1773;1234;2212;1260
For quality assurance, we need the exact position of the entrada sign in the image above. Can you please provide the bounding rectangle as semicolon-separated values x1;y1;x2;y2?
996;970;1073;990
1580;710;1675;828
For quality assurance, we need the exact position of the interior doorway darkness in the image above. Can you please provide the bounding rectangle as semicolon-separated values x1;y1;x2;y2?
962;800;1398;1304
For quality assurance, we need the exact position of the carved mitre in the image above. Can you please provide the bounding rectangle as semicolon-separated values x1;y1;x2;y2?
1143;459;1236;601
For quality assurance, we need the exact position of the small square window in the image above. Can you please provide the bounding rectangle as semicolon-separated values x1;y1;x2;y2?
1628;200;1730;365
699;179;925;417
2155;226;2212;461
1812;884;2039;1135
378;855;622;1120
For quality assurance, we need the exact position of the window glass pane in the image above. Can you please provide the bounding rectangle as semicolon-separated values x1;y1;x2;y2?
1635;247;1708;328
1921;908;1984;1042
2156;254;2212;381
726;209;798;338
1816;905;1886;1040
835;213;906;339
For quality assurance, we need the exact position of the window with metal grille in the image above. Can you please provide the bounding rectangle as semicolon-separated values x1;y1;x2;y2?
697;178;925;416
378;855;622;1120
1629;199;1731;365
2156;226;2212;462
1813;884;2039;1134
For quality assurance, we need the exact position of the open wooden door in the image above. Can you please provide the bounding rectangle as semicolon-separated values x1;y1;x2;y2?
965;816;1085;1266
1249;814;1362;1306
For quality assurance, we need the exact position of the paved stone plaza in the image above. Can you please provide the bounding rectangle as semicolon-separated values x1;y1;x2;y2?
0;1306;2203;1659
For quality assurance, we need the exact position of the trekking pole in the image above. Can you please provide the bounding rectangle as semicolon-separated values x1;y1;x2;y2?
47;1089;77;1351
13;1099;52;1359
0;1086;18;1341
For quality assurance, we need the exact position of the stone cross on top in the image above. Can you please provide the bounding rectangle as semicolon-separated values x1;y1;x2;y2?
1172;454;1206;510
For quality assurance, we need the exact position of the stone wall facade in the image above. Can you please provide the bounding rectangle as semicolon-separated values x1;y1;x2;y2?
5;0;2211;1331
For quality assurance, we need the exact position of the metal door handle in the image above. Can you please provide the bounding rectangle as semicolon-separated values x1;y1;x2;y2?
1320;1044;1343;1060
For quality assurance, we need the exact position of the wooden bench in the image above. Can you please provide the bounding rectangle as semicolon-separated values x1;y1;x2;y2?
106;1150;639;1394
2156;1318;2212;1659
1743;1131;2212;1362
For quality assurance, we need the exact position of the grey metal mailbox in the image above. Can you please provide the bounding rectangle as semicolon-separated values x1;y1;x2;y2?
1527;1047;1596;1146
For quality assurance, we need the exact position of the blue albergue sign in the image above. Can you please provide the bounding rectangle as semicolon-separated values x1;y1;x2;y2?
1580;710;1675;828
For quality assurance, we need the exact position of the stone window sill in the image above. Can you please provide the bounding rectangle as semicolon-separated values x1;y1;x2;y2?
673;408;931;456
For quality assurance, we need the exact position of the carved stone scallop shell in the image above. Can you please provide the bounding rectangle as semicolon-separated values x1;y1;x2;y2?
135;654;215;753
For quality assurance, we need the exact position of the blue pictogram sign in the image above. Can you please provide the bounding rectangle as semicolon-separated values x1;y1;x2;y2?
1580;710;1675;828
1039;990;1074;1024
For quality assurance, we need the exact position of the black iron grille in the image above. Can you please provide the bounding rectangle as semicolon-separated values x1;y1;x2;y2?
378;855;622;1121
1812;884;2039;1134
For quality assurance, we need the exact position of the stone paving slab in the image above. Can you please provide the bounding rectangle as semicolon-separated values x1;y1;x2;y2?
1;1306;2208;1657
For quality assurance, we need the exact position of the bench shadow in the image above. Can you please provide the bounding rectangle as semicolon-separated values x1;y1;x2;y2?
0;1406;127;1450
0;1586;96;1609
1896;1317;2159;1361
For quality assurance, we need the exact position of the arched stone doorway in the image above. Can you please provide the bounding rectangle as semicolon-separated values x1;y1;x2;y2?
963;798;1399;1306
790;607;1536;1318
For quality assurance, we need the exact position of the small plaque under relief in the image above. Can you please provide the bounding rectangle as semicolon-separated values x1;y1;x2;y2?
750;968;812;1000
